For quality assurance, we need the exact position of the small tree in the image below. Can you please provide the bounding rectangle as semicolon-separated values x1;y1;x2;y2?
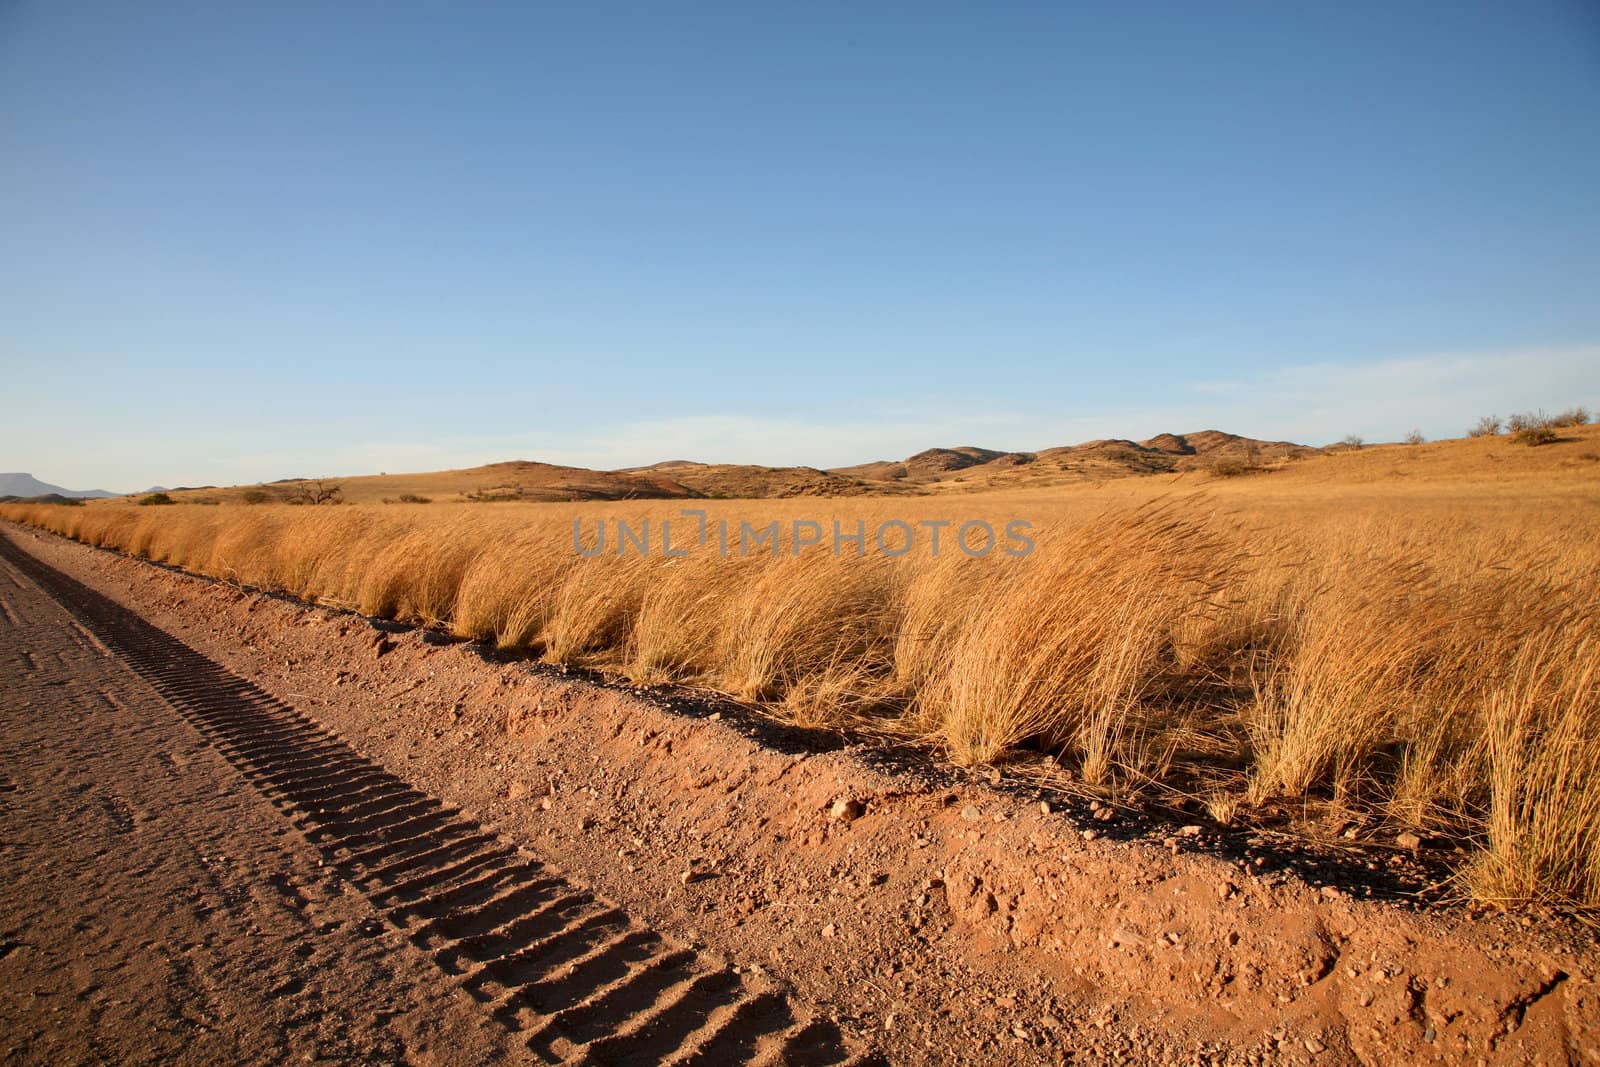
137;492;175;506
1341;434;1364;449
1469;415;1502;437
286;479;342;505
1404;429;1425;445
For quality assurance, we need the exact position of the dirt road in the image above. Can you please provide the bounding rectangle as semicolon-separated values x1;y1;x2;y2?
0;534;863;1065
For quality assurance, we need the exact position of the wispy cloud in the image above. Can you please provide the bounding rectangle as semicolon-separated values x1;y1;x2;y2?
309;344;1597;476
1174;345;1600;445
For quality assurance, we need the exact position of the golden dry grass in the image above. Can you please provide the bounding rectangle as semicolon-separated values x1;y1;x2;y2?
6;424;1600;908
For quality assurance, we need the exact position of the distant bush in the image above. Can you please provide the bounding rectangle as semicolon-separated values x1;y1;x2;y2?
465;488;520;503
240;488;277;504
1340;435;1364;449
27;494;84;506
1517;426;1559;446
138;492;175;506
1509;411;1559;446
1209;458;1264;478
1549;406;1590;428
397;493;431;504
1405;429;1425;445
1469;415;1502;437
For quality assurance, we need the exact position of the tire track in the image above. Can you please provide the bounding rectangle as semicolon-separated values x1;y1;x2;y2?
0;535;873;1066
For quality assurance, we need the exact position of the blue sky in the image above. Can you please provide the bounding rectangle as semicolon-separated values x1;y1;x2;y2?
2;1;1597;490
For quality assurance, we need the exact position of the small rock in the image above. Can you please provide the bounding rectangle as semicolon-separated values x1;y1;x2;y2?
1178;824;1203;837
821;922;837;938
1396;832;1423;851
1081;829;1099;841
1038;801;1052;815
960;805;981;822
829;798;865;823
1304;1037;1326;1054
1320;885;1344;901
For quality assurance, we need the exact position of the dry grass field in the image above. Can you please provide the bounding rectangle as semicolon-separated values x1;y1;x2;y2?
6;424;1599;910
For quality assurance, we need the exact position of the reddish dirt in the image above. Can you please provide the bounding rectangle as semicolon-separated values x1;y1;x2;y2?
0;538;521;1064
3;523;1597;1065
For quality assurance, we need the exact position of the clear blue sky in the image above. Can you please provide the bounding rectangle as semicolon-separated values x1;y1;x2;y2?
3;1;1597;490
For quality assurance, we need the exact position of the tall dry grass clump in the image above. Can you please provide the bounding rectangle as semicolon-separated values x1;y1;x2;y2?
539;553;655;663
1466;628;1600;908
624;553;751;685
450;526;573;647
1244;554;1483;805
714;551;898;723
917;505;1236;773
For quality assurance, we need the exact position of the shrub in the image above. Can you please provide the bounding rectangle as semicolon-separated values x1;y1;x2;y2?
1209;458;1263;478
397;493;432;504
1405;429;1425;445
1340;435;1364;449
1549;406;1590;428
137;492;175;506
1469;416;1502;437
240;488;276;505
1509;412;1558;447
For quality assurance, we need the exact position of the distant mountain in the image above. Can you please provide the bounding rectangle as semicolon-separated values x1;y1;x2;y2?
100;430;1319;506
0;473;121;499
825;431;1313;489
